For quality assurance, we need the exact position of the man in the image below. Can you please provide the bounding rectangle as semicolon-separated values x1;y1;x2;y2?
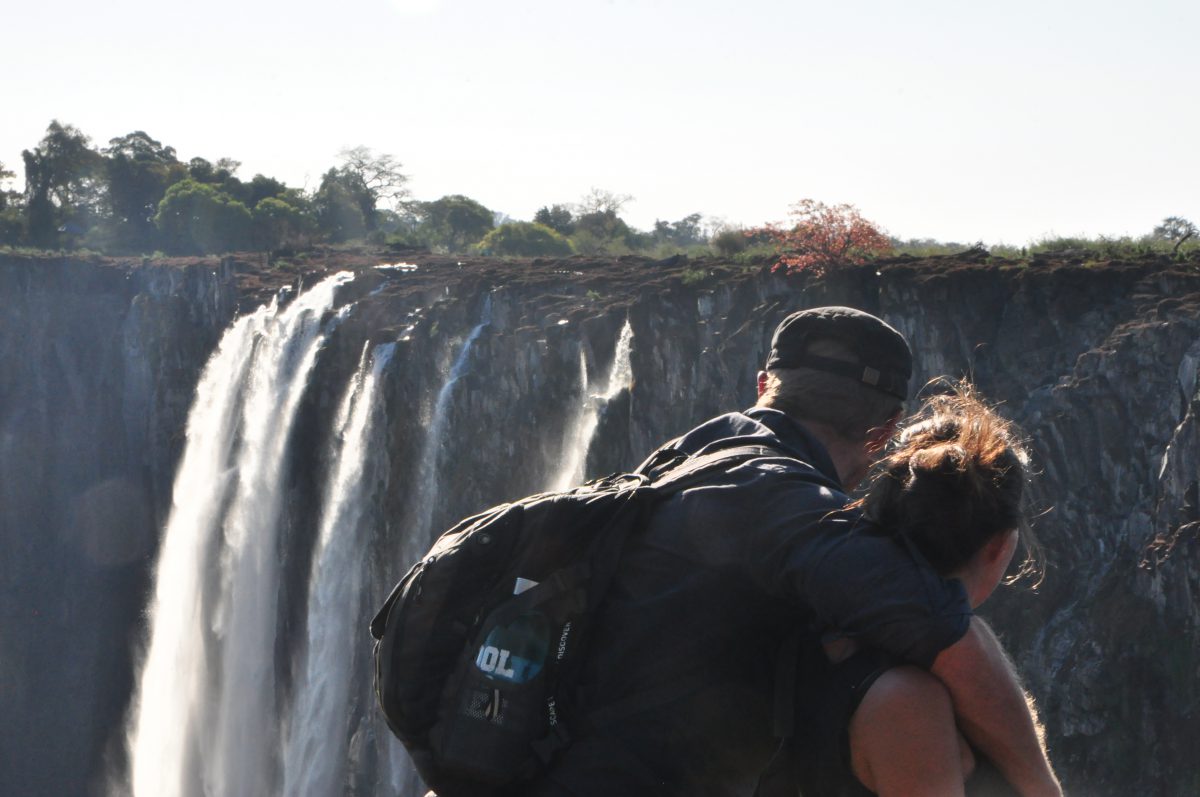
529;306;1059;796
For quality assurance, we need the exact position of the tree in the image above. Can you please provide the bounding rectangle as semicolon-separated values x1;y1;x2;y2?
244;174;289;207
478;222;573;257
309;147;410;239
534;204;575;235
337;146;410;210
653;213;707;248
0;161;14;208
573;206;633;241
755;199;892;275
420;194;494;252
1153;216;1198;256
252;195;313;252
187;154;238;182
576;187;633;216
101;131;186;252
711;226;748;257
313;168;369;242
0;161;22;244
312;147;405;239
21;121;104;248
154;179;251;254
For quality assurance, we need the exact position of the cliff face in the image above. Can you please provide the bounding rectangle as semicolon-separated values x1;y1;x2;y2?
0;256;238;795
2;251;1197;795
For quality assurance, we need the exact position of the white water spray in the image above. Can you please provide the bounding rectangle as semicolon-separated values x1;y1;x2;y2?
282;341;396;796
128;272;354;797
408;298;492;554
552;320;634;491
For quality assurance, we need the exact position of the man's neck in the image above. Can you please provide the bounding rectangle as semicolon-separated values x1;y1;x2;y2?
793;419;868;490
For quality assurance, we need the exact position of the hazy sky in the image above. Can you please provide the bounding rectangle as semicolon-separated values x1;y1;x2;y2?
4;0;1197;244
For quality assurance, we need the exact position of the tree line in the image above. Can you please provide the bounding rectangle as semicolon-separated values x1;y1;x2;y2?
2;120;1196;265
0;121;730;259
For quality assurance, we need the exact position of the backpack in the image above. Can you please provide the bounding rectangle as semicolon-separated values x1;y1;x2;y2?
370;442;784;796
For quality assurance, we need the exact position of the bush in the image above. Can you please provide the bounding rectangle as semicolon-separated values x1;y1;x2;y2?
154;179;252;254
0;207;25;247
478;222;572;257
419;194;494;252
711;227;748;257
253;196;313;252
754;199;892;275
1027;235;1155;259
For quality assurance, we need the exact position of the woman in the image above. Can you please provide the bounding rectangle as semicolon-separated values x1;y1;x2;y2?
772;383;1042;796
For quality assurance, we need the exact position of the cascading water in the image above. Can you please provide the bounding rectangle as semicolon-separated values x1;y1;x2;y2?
551;320;634;491
127;272;354;797
407;297;493;557
371;298;497;796
282;341;396;796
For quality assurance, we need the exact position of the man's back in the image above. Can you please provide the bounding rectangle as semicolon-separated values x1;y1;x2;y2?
532;409;969;797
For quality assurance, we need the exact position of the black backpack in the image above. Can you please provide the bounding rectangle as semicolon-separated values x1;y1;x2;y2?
370;442;783;796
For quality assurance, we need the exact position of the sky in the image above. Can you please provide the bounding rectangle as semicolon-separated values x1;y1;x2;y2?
3;0;1198;245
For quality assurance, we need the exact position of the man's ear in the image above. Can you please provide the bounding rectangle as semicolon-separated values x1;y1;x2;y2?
757;370;768;400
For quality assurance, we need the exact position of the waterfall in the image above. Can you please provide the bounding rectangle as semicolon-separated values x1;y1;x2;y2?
281;341;396;796
551;320;634;491
127;272;354;797
407;297;492;558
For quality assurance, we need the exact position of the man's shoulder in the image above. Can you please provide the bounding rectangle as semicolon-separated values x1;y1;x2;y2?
661;410;843;494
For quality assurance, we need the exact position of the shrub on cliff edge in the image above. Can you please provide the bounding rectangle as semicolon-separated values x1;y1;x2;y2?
478;222;573;257
754;199;892;275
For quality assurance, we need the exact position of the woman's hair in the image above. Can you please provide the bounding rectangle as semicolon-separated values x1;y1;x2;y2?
852;381;1042;585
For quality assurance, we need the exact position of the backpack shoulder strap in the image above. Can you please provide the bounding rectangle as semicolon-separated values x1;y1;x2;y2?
649;440;797;496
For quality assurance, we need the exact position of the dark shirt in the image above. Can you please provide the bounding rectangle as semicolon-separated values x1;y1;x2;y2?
532;408;971;797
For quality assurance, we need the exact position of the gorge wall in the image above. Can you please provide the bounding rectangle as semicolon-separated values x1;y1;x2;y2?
1;250;1197;795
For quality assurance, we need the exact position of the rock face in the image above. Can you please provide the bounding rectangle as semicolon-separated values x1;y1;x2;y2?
0;255;238;795
2;251;1198;796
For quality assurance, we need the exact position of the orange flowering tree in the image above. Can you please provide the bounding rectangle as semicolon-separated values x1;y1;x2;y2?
756;199;892;275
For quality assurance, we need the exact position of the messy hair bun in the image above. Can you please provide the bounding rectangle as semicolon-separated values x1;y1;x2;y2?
856;382;1041;584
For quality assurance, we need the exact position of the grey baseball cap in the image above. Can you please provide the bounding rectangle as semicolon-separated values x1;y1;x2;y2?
765;306;912;400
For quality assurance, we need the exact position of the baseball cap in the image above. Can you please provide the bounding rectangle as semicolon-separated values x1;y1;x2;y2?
765;306;912;400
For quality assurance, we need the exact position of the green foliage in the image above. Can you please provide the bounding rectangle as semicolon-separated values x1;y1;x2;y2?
0;207;24;246
478;222;572;256
313;168;369;242
1152;216;1198;256
310;148;410;243
652;213;707;249
186;157;239;185
711;226;748;257
573;209;628;240
252;196;313;252
101;131;187;253
243;174;289;207
1026;235;1156;259
533;204;575;235
0;163;21;245
420;194;494;252
891;237;975;257
21;120;105;249
569;228;627;255
154;179;252;254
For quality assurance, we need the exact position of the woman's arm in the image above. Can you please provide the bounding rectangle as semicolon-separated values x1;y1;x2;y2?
929;618;1061;797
